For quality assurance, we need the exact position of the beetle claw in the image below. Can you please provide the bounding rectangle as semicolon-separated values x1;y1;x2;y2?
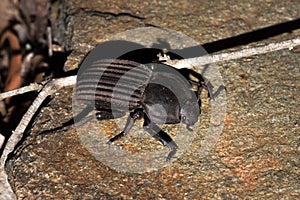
107;131;126;144
166;141;178;161
166;148;177;161
186;125;193;131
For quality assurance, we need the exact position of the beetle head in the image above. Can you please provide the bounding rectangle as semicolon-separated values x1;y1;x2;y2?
180;99;200;129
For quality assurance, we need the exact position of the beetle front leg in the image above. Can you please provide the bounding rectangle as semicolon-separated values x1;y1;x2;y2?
143;116;178;161
107;108;143;144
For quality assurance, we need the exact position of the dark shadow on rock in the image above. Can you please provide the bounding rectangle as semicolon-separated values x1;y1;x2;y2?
180;18;300;54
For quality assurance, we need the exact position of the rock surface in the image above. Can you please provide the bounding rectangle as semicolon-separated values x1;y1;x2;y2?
6;0;300;199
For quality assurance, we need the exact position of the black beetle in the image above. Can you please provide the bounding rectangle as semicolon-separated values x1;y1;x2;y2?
75;59;201;160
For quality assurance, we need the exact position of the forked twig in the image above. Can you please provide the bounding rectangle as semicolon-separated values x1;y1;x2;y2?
0;76;76;199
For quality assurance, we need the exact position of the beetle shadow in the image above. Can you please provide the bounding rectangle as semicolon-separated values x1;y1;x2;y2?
177;18;300;54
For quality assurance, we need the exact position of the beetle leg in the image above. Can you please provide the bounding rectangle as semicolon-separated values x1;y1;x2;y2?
143;116;178;161
107;108;143;144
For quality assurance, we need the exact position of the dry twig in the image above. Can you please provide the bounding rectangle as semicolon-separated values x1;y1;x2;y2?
163;37;300;68
0;82;44;101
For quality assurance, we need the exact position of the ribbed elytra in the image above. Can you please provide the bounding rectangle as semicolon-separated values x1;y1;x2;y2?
76;59;152;110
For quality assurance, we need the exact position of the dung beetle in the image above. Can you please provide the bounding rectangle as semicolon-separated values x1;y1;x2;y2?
75;59;201;160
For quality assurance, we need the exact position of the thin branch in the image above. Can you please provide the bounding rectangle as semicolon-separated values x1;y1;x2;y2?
163;37;300;69
1;37;299;103
0;82;44;101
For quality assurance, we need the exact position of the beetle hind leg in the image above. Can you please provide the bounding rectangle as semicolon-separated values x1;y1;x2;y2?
143;116;178;161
